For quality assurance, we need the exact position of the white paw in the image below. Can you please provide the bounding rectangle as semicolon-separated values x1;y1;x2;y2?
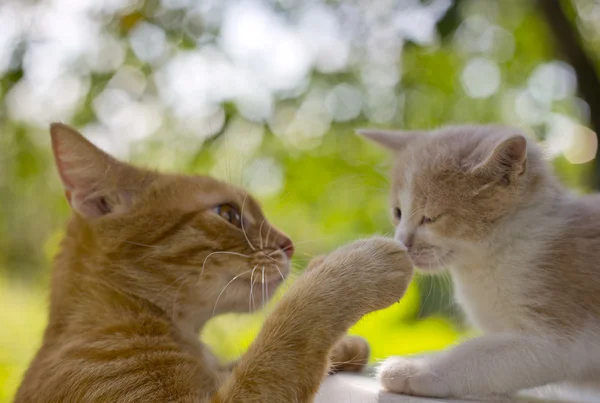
378;357;450;398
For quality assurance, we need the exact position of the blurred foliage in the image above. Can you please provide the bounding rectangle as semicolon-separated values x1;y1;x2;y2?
2;0;600;401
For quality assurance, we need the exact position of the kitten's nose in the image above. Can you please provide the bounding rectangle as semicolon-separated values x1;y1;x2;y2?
279;236;294;259
395;229;414;250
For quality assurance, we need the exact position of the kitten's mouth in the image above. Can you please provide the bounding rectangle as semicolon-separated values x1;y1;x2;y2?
410;249;453;272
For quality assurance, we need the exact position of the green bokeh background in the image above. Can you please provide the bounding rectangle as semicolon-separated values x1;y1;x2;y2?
2;0;599;401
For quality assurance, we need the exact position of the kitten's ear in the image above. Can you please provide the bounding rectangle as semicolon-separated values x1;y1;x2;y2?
356;129;421;152
50;123;151;218
471;135;528;184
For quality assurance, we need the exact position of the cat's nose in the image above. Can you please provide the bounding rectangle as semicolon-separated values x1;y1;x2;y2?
279;236;294;259
395;228;414;250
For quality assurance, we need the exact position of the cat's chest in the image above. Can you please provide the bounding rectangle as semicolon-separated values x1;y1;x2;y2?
451;266;532;333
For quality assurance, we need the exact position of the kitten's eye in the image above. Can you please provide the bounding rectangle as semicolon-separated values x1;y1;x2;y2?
420;215;439;225
213;204;242;228
393;207;402;220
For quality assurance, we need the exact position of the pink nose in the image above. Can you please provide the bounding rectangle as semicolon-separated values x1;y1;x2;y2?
280;237;294;259
396;230;414;250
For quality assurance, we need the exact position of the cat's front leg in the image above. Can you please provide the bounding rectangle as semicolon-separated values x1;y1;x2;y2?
307;257;372;374
379;333;574;398
213;237;414;403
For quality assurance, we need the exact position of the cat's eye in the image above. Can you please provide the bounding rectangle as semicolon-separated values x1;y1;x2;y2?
393;207;402;220
420;215;439;225
213;204;242;228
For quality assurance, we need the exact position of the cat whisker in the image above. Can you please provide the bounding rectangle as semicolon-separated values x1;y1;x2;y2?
258;218;267;250
418;272;435;318
261;266;266;309
430;252;444;310
240;194;256;251
172;274;194;322
265;266;270;309
264;224;273;251
123;240;157;248
159;271;195;299
435;251;459;319
296;251;316;258
404;206;424;222
289;237;337;247
249;265;258;313
260;252;280;264
212;270;253;317
266;249;284;258
201;251;250;277
441;271;451;316
330;350;364;369
272;264;287;285
265;238;334;258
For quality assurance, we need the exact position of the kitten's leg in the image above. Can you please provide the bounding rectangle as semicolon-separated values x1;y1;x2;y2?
379;333;578;398
211;237;413;403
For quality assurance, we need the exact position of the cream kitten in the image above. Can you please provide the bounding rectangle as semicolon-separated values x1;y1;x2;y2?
359;125;600;399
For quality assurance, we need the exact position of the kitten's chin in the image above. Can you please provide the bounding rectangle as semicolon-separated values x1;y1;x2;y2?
410;251;453;273
413;261;446;273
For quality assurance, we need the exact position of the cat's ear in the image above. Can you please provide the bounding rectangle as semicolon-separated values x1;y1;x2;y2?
471;135;528;184
50;123;150;218
356;129;421;152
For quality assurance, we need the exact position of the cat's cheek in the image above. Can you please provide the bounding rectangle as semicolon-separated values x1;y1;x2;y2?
418;226;444;245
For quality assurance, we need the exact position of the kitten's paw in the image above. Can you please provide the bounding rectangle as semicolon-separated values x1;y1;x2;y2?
379;357;450;398
329;336;370;373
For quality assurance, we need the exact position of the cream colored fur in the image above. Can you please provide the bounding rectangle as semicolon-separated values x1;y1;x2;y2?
359;125;600;399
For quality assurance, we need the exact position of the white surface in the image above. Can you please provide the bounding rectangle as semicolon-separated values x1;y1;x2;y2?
315;374;600;403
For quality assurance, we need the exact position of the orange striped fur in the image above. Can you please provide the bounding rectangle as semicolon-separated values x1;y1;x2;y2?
15;124;413;403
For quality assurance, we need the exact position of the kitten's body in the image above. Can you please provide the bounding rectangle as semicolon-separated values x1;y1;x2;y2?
455;193;600;335
16;124;414;403
360;125;600;398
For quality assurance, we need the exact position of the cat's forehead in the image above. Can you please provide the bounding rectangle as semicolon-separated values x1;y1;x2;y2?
149;174;263;215
390;129;489;205
391;146;458;191
392;164;472;214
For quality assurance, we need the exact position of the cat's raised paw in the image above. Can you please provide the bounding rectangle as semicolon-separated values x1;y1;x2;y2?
304;237;414;320
378;357;450;398
340;237;414;311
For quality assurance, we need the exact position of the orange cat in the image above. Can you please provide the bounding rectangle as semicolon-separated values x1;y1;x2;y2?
15;124;414;403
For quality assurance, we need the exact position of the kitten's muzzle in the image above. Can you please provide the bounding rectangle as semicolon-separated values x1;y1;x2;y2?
409;247;453;272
